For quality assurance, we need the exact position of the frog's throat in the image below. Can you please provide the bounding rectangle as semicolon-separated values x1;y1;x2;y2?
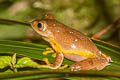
49;39;96;58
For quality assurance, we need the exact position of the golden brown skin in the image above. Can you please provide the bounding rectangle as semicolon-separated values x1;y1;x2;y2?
30;14;112;71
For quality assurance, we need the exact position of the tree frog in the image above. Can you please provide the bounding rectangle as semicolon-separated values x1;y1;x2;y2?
30;14;112;71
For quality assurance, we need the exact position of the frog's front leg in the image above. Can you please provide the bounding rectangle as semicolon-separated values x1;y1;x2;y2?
39;52;64;69
70;56;109;71
42;48;56;57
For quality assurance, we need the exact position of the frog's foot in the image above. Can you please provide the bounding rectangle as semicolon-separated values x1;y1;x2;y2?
42;48;56;57
102;53;113;62
38;65;49;68
39;58;57;69
70;57;109;71
42;58;50;64
106;56;113;62
59;64;68;69
38;58;50;68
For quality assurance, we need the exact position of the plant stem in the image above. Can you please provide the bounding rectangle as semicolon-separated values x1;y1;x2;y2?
13;68;18;73
0;18;30;26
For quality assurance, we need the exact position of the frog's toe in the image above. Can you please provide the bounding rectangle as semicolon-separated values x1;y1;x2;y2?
42;58;50;64
59;64;68;69
42;48;54;55
70;65;81;71
106;56;113;62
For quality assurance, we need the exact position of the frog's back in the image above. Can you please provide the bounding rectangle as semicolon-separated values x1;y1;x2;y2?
45;19;100;56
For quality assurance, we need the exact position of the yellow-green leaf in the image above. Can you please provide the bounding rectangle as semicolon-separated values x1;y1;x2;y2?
15;57;39;68
0;56;11;69
11;53;16;66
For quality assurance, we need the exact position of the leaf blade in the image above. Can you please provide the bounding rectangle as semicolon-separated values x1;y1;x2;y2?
0;39;120;71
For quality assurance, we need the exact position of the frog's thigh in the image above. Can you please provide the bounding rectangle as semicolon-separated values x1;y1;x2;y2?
70;57;108;71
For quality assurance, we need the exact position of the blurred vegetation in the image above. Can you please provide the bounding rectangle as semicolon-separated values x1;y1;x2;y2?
0;0;120;45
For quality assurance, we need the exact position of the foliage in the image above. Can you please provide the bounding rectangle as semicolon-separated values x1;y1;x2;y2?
0;56;11;69
0;53;40;72
0;39;120;78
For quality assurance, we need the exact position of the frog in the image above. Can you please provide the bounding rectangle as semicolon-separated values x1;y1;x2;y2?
29;14;112;71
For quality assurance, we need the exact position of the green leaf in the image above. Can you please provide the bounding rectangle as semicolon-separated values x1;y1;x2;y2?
4;69;13;73
11;53;16;66
0;56;11;69
0;18;30;26
0;39;120;72
0;70;120;80
0;40;49;60
15;57;39;68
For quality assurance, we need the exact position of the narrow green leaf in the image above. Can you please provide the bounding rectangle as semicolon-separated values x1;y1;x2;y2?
0;70;120;80
11;53;16;66
0;39;120;71
0;18;29;26
93;39;120;63
0;40;49;60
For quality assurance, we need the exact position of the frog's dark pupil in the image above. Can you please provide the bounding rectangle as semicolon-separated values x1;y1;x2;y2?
38;23;42;28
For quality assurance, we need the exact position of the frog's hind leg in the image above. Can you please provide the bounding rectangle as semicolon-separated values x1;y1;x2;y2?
70;57;109;71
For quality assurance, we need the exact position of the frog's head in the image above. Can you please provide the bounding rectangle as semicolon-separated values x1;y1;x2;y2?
29;14;61;42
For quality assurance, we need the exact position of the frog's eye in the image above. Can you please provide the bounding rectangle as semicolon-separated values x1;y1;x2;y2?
37;22;46;31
